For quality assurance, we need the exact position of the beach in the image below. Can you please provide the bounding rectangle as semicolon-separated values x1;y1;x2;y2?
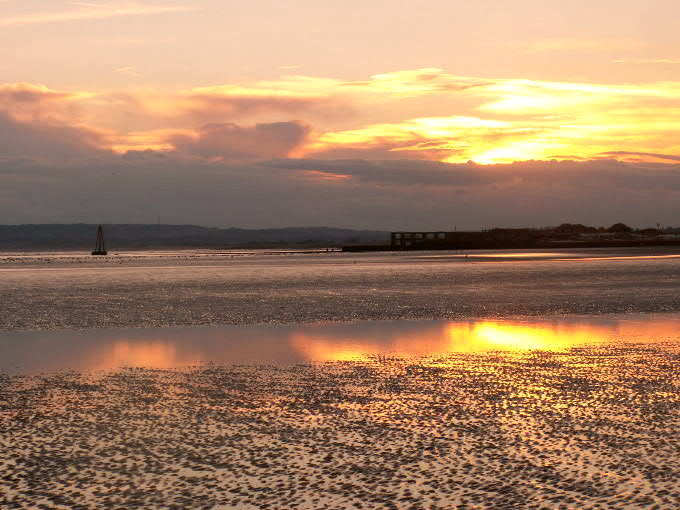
1;248;679;509
7;1;680;507
2;248;680;331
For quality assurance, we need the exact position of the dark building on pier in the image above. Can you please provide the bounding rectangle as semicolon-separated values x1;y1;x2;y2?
390;229;539;250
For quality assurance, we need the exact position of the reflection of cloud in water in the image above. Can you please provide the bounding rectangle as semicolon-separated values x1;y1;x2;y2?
1;315;678;372
90;339;201;370
291;323;451;361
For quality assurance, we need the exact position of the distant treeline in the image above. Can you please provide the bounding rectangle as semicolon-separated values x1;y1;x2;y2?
543;223;680;235
0;224;390;250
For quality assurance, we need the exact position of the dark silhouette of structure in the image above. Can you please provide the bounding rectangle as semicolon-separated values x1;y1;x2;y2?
91;225;108;255
390;229;538;250
343;223;680;252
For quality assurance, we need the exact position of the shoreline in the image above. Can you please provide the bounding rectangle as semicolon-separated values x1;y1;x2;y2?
344;238;680;252
2;246;680;331
3;309;680;334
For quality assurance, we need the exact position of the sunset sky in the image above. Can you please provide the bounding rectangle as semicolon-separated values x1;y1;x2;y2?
2;1;680;228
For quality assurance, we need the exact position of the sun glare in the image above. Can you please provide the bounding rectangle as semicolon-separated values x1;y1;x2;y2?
470;142;556;164
290;320;628;362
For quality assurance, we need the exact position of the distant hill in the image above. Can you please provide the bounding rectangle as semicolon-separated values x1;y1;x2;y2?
0;224;390;250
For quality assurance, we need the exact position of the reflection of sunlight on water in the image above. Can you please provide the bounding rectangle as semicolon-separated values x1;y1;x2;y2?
414;252;565;259
414;253;680;263
291;319;678;362
472;252;565;258
478;252;564;258
560;254;680;262
450;322;607;352
2;315;678;372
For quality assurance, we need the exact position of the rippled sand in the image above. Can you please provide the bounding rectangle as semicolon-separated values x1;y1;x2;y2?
2;342;677;509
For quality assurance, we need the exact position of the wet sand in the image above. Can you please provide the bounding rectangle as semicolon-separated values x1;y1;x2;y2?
2;247;680;330
1;341;678;509
1;248;679;508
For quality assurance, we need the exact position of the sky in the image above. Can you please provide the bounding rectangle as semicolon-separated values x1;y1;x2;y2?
2;0;680;229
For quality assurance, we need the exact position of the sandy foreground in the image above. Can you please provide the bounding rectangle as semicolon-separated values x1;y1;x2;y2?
1;342;678;509
1;249;679;509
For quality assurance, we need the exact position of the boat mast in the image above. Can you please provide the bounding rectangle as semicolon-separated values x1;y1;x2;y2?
92;225;108;255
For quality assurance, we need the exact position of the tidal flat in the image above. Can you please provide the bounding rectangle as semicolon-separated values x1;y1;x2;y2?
2;247;680;330
1;334;678;509
1;249;679;509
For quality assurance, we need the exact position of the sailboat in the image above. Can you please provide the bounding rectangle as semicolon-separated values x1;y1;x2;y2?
91;225;108;255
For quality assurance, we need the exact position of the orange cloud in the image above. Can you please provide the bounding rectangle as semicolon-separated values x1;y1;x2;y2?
298;76;680;164
0;83;91;124
2;69;680;165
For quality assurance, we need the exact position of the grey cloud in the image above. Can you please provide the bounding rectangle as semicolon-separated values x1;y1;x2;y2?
1;153;680;230
122;149;168;160
0;112;106;158
262;158;496;186
179;93;350;126
169;121;312;160
263;157;680;191
187;94;320;117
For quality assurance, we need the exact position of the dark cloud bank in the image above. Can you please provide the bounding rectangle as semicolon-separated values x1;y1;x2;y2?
1;114;680;229
3;154;680;230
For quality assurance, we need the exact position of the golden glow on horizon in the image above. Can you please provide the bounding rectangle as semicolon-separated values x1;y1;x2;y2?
2;69;680;165
471;141;561;165
109;129;182;153
289;73;680;163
